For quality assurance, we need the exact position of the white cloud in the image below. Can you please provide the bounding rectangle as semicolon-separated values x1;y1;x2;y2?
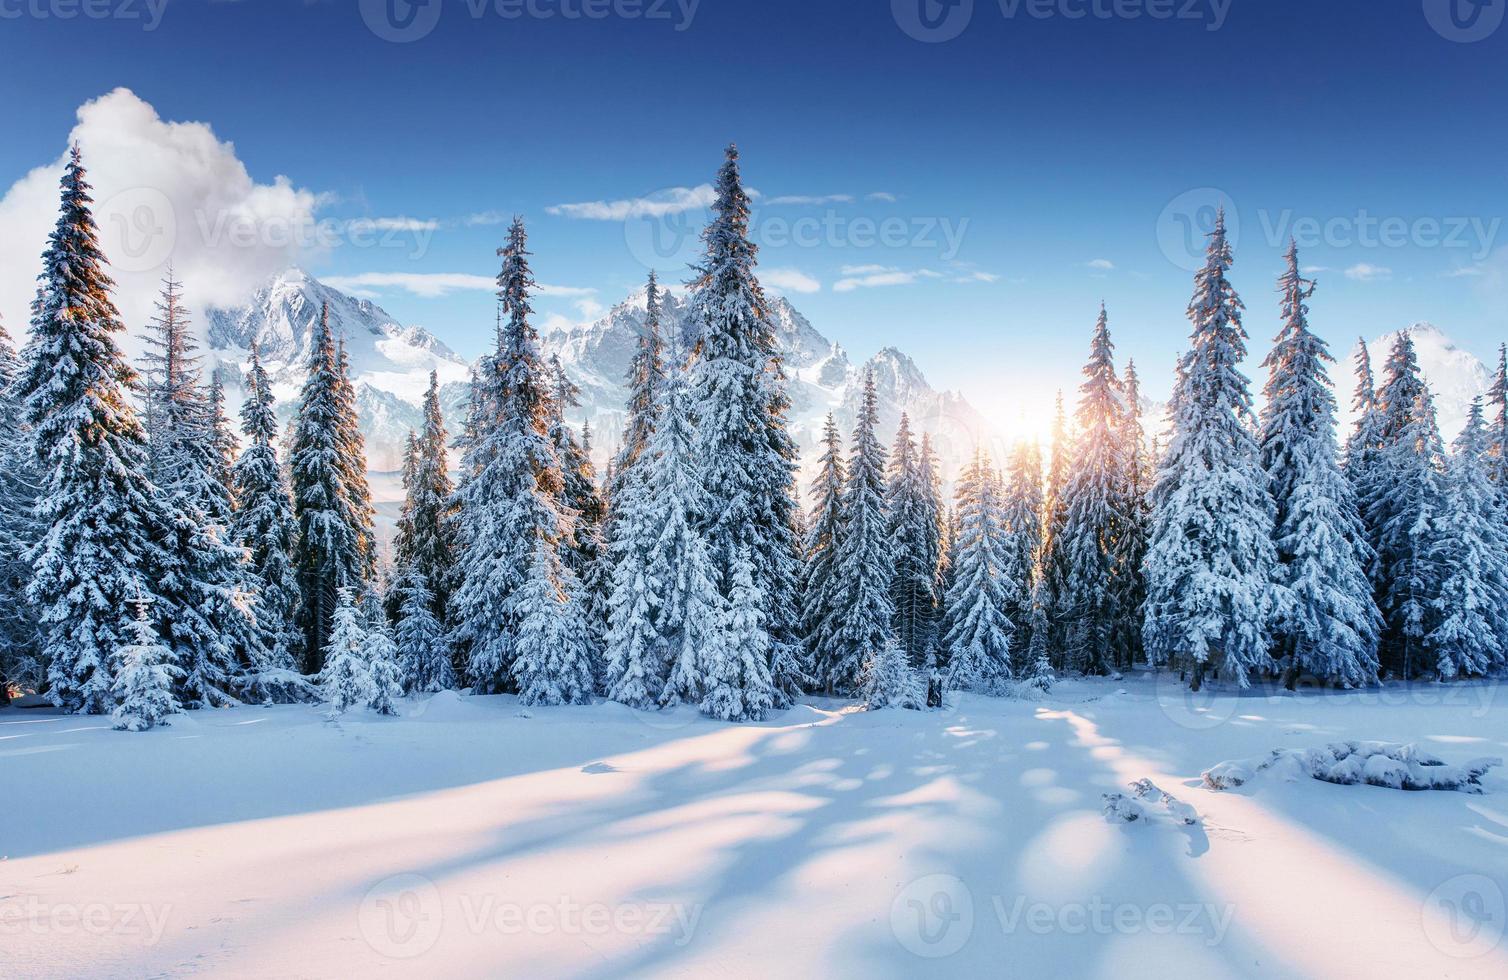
953;270;999;284
833;265;943;292
761;267;821;294
763;194;854;206
1444;265;1485;278
866;192;898;203
547;185;716;221
574;297;606;319
354;216;439;232
464;210;510;227
0;88;324;335
323;271;594;300
1302;265;1331;274
1086;258;1115;271
1345;262;1392;282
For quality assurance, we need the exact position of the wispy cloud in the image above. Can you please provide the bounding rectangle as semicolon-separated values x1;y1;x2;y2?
322;272;594;299
1443;264;1485;278
763;194;854;206
833;265;944;292
866;192;898;203
348;216;439;232
761;267;821;294
1302;265;1331;274
547;185;716;221
463;210;511;227
1345;262;1392;282
1086;258;1115;271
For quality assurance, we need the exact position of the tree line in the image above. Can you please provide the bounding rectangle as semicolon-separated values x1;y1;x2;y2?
1;147;1504;731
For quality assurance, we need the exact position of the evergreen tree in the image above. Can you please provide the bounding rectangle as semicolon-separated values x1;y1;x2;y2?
1258;245;1380;687
548;355;607;654
320;590;373;716
451;218;594;697
1022;576;1056;693
20;147;173;714
334;339;378;584
602;460;666;708
291;305;372;671
361;609;404;716
701;548;775;722
1364;332;1447;678
231;344;303;674
799;414;846;686
1143;209;1280;690
612;269;667;486
0;318;41;699
1038;394;1072;663
1485;344;1508;487
1058;305;1131;675
858;637;925;711
394;566;455;693
1114;359;1150;666
822;369;894;694
111;595;183;732
391;372;456;634
1429;401;1508;678
887;413;943;672
942;450;1015;693
685;145;803;707
999;438;1043;666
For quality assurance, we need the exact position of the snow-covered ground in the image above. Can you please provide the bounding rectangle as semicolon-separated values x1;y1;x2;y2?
4;675;1507;978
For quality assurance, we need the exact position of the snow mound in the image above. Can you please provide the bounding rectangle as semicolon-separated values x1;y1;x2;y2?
1101;792;1146;823
1105;778;1201;826
1204;741;1502;794
405;689;470;720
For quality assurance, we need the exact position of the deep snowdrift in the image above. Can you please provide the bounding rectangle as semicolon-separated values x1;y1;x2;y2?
3;674;1506;978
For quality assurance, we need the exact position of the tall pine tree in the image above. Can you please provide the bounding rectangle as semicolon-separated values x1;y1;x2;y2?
887;413;943;672
941;449;1015;693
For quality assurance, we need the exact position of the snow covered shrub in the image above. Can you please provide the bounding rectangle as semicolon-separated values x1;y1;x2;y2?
111;597;183;732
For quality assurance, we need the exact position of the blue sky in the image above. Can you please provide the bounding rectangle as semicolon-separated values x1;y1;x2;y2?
1;0;1505;429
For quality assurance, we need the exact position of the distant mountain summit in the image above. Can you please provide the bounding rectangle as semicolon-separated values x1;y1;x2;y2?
1354;322;1490;442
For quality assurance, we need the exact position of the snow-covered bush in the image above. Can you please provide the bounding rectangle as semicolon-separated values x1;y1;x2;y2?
111;598;183;732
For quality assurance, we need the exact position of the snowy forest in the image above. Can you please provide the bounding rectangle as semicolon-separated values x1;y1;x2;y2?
5;143;1508;733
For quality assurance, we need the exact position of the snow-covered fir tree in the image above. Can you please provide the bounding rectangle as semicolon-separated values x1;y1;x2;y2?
887;413;943;672
942;449;1015;693
20;147;174;714
230;344;305;693
1022;576;1056;694
548;355;607;649
1143;209;1280;690
110;595;183;732
1485;344;1508;487
390;372;456;642
614;271;667;481
799;413;846;686
333;339;378;584
361;608;404;716
999;438;1043;666
822;369;895;694
601;458;666;708
685;145;803;707
451;217;595;698
858;637;924;711
1058;305;1131;675
701;548;775;722
1427;400;1508;678
1038;393;1072;662
394;565;455;693
0;318;41;699
291;304;373;671
1363;332;1447;678
319;590;374;717
1258;245;1380;688
1113;358;1150;665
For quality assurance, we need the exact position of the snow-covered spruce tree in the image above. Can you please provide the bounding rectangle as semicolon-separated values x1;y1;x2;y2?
887;413;943;673
1258;245;1380;688
685;145;803;707
611;269;667;490
0;318;41;699
1113;358;1150;666
394;565;455;693
799;413;846;688
360;605;404;716
548;355;607;652
942;449;1015;693
451;218;596;700
916;433;947;690
601;454;666;709
230;344;305;689
1038;393;1072;665
822;369;895;694
390;372;456;634
291;305;372;671
859;637;924;711
1058;305;1131;675
319;590;373;716
1427;400;1508;678
111;595;183;732
702;547;775;721
1022;576;1056;694
1364;332;1447;679
647;369;738;708
999;438;1043;668
1143;209;1280;690
20;148;174;714
334;339;378;583
1485;344;1508;487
